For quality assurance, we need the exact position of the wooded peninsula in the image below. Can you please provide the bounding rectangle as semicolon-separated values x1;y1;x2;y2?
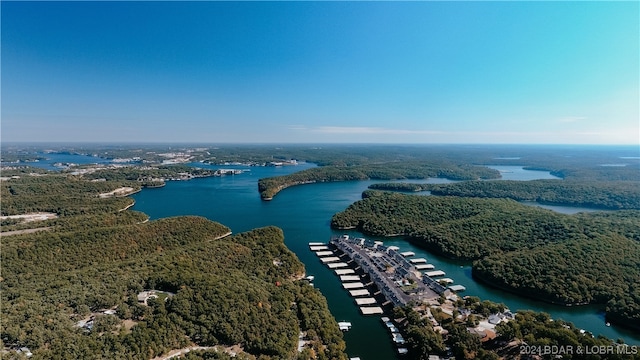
331;190;640;330
1;171;347;360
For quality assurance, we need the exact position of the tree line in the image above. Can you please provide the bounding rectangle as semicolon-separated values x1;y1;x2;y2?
258;162;501;200
369;179;640;210
1;174;347;359
330;190;640;331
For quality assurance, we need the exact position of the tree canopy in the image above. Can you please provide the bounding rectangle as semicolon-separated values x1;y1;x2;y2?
1;173;346;359
331;190;640;329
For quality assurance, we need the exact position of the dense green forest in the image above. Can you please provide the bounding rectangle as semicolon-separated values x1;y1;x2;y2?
1;175;346;359
80;164;228;187
1;174;139;217
258;162;501;200
370;179;640;210
330;190;640;329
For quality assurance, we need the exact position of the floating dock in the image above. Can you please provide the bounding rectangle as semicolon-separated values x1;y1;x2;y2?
308;242;326;246
320;257;341;263
425;270;446;277
315;251;334;257
359;306;384;315
327;262;348;269
409;258;427;264
335;269;355;275
448;285;466;292
340;275;361;282
310;246;330;251
439;278;454;284
415;264;435;270
343;282;365;289
355;298;377;305
349;289;370;297
400;251;415;257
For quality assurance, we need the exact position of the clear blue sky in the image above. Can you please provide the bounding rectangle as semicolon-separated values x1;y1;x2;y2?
2;1;638;144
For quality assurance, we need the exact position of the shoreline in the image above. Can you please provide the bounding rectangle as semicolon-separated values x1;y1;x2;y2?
470;268;593;307
331;228;640;338
471;270;640;335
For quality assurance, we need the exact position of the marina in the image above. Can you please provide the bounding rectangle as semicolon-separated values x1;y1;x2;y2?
313;235;464;311
312;235;467;356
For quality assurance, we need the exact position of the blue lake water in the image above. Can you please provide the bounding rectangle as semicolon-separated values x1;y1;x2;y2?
130;164;640;359
2;152;112;170
487;165;562;181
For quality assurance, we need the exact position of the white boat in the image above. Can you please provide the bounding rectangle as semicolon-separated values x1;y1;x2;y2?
338;321;352;331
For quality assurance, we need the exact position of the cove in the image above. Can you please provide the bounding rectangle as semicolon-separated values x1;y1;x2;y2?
132;164;640;360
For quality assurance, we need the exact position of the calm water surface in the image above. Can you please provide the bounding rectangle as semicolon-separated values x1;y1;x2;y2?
130;164;639;359
3;152;112;170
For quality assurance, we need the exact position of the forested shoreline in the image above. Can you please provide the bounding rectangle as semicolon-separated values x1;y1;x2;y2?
258;162;500;200
369;179;640;210
1;173;347;359
330;190;640;331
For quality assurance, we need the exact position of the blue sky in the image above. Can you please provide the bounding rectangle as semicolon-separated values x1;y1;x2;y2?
2;1;638;144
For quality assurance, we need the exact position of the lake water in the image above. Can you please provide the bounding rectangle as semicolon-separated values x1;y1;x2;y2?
130;163;640;359
2;152;112;170
487;165;562;181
